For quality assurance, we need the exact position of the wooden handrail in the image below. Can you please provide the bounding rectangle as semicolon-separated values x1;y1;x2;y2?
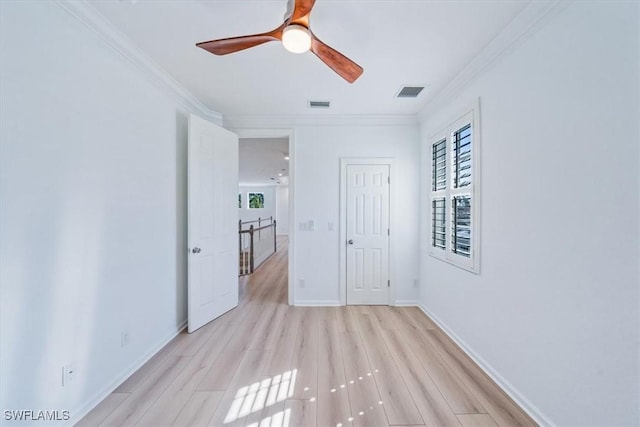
239;223;274;234
240;216;274;226
252;223;275;232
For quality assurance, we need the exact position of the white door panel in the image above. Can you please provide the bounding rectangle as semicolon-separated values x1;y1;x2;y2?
188;114;238;333
346;164;390;305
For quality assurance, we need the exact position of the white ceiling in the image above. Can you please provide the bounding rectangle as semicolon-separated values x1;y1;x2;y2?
239;137;289;186
90;0;530;117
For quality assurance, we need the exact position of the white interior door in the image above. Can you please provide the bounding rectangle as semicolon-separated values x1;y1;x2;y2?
188;114;239;333
346;164;390;305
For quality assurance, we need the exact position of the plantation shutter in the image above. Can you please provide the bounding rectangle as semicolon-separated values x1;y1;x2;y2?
451;195;471;257
451;122;472;258
432;139;446;191
432;198;446;249
429;105;479;273
453;124;472;188
431;138;447;250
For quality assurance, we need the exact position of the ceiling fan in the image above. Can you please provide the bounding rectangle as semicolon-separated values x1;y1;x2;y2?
196;0;363;83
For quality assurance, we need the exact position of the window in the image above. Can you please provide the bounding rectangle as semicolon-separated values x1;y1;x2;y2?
429;104;480;273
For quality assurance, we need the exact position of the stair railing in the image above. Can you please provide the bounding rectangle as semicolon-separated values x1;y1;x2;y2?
238;216;277;275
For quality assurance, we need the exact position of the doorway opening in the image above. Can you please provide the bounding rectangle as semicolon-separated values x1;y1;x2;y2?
237;130;294;305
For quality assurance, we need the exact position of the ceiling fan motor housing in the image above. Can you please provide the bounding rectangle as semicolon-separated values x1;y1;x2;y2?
282;24;312;53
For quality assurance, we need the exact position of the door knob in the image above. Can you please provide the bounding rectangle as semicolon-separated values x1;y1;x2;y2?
192;247;201;254
347;239;354;245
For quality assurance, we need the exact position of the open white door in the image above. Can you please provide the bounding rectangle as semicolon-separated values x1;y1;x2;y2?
188;114;239;333
345;163;390;305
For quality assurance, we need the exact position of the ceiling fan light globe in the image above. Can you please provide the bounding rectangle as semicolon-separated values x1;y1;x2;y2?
282;24;311;53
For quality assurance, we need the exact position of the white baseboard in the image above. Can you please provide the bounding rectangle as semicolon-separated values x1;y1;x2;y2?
394;300;418;307
294;300;342;306
417;303;554;427
68;319;188;426
294;300;418;307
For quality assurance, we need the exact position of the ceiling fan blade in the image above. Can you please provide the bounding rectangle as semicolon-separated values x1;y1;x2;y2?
291;0;316;22
196;24;285;56
310;36;363;83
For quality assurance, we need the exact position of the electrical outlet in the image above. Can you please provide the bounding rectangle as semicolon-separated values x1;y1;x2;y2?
298;279;305;288
413;279;419;288
61;364;75;387
328;222;335;232
121;330;130;347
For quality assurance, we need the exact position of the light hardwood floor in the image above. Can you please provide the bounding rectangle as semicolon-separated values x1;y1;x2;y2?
78;238;536;427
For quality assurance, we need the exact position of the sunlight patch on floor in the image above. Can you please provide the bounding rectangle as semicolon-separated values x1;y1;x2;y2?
246;408;291;427
224;370;297;424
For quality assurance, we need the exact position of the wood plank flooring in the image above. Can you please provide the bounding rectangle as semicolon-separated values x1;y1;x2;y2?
78;237;536;427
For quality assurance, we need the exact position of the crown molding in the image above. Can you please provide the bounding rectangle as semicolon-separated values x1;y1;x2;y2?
224;114;418;129
417;0;572;123
56;0;223;125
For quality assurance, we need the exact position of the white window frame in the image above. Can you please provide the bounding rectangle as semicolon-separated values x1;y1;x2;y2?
428;101;481;273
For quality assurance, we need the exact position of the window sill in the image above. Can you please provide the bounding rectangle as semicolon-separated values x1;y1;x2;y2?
428;250;479;275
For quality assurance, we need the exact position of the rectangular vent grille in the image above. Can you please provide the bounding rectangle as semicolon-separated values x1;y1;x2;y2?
396;86;424;98
308;100;331;108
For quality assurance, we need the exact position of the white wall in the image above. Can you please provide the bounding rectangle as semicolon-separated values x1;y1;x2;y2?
238;185;276;224
294;124;420;305
276;185;289;235
0;2;191;424
419;2;639;425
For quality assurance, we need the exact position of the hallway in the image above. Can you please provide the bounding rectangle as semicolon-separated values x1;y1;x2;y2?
78;239;534;426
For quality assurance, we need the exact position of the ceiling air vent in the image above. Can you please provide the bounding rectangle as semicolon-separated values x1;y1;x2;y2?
308;100;331;109
396;86;425;98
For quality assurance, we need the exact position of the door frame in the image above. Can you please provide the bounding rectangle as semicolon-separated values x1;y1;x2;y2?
230;127;296;306
339;157;395;306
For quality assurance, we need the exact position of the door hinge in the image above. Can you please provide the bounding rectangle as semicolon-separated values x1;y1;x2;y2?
387;280;390;288
387;228;390;236
387;176;390;184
